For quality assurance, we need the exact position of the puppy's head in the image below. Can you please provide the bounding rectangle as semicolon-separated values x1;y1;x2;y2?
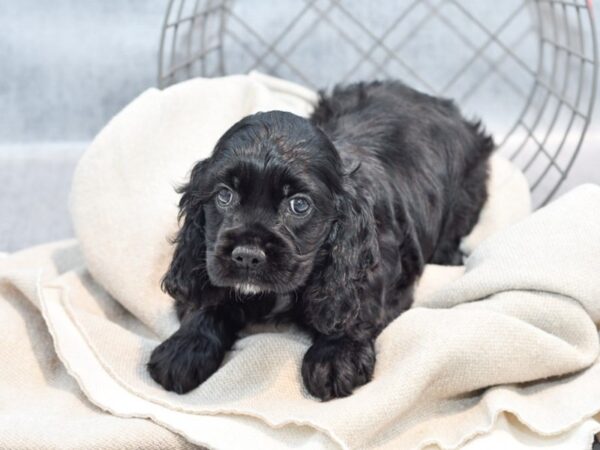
163;111;345;299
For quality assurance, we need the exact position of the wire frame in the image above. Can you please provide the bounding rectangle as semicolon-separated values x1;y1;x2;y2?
158;0;598;207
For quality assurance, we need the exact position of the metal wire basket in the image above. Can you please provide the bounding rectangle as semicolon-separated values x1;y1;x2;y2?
158;0;597;207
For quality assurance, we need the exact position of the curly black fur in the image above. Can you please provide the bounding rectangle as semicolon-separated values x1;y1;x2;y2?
147;80;494;400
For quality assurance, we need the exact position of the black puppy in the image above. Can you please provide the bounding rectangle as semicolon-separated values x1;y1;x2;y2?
148;80;493;400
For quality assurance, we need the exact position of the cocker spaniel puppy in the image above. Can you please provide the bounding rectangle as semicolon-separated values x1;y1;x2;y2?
148;80;494;400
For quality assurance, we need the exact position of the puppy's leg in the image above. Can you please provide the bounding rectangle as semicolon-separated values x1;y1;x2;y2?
301;333;376;401
147;306;240;394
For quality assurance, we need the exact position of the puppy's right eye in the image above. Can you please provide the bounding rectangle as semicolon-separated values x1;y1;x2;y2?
216;188;233;207
289;196;311;216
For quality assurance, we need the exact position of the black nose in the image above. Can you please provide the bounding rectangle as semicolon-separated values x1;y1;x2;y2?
231;246;266;269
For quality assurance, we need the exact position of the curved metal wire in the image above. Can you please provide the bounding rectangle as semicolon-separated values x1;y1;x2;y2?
157;0;597;207
157;0;175;86
542;2;598;202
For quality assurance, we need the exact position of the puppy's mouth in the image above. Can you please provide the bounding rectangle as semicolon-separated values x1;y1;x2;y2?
217;270;295;295
234;283;263;295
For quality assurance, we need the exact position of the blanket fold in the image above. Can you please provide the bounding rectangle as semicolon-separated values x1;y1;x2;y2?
2;73;600;450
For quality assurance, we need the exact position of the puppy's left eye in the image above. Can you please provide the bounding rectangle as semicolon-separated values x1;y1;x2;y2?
216;187;234;206
289;196;311;215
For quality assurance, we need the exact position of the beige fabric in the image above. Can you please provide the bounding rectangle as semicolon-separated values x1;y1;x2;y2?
2;73;600;449
0;242;196;449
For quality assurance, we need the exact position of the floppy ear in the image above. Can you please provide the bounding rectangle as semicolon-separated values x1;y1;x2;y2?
302;189;381;335
162;160;210;308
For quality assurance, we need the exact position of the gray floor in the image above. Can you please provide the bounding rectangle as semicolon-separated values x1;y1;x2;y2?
0;144;80;252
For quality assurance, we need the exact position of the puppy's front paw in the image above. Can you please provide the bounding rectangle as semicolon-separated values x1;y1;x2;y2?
301;336;375;401
147;332;224;394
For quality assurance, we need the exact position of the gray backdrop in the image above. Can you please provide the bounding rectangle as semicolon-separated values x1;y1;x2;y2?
1;0;599;251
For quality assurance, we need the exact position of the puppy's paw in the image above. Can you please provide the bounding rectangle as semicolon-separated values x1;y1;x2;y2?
147;332;224;394
301;336;375;401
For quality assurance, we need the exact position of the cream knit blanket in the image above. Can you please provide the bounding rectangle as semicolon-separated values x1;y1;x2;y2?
2;73;600;449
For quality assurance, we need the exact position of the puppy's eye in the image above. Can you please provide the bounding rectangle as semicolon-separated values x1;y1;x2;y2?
289;196;311;215
216;187;233;207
